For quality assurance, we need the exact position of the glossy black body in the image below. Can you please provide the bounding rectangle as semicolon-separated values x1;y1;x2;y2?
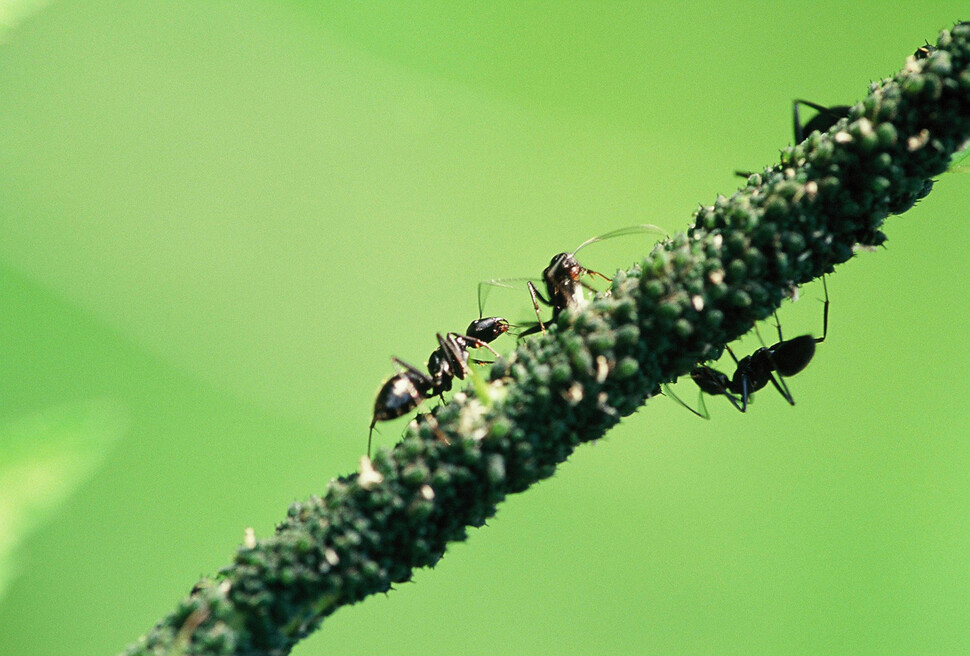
914;42;936;59
519;252;609;337
674;279;829;417
368;317;509;455
792;99;852;143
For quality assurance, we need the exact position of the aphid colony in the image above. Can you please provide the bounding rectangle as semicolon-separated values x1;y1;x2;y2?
367;38;945;454
367;224;829;456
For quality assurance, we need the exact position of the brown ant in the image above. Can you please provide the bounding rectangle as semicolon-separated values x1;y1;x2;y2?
368;317;509;456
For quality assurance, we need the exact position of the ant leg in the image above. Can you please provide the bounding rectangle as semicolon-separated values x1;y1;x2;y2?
736;375;750;412
793;99;832;143
516;322;543;338
765;371;796;406
753;321;770;346
368;420;378;458
414;412;450;446
662;383;710;420
527;281;549;334
437;333;471;379
816;276;829;344
586;267;611;282
392;357;428;379
726;344;741;366
720;389;746;412
697;389;712;418
793;99;806;143
453;333;501;357
772;312;784;342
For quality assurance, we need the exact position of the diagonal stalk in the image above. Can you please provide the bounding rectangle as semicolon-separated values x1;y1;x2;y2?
123;23;970;656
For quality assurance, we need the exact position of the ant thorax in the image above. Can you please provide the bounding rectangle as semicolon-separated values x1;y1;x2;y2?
545;253;590;311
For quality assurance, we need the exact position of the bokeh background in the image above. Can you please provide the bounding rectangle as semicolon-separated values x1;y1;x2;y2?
0;2;968;654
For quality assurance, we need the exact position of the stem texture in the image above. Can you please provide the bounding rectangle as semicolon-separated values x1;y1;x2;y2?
124;24;970;656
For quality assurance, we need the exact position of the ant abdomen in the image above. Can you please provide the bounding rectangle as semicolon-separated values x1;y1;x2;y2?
770;334;818;377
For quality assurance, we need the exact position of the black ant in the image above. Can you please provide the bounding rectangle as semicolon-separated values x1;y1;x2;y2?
914;41;936;60
792;99;851;144
480;225;662;338
739;39;937;167
368;317;509;456
790;97;936;204
736;100;849;178
668;278;829;418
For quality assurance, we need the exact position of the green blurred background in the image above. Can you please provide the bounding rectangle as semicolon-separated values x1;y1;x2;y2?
0;2;968;654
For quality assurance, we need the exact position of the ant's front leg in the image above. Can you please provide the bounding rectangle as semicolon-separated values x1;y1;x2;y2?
662;382;710;420
451;333;501;357
527;281;549;334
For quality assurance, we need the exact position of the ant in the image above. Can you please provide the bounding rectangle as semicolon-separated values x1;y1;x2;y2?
738;38;937;168
668;277;829;418
791;37;940;144
480;225;662;338
368;317;509;456
735;100;849;178
791;99;851;144
914;41;936;60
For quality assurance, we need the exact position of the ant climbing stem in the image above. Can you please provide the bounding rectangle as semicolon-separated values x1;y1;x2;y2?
477;224;663;338
914;41;936;60
522;252;611;336
791;99;851;144
666;277;829;418
368;317;509;457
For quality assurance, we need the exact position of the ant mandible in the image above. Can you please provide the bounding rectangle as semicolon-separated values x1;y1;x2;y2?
669;277;829;418
368;317;509;456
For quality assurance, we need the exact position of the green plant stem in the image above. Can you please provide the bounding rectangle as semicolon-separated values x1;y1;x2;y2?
123;24;970;656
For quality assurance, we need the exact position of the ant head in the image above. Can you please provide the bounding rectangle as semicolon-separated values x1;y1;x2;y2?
914;42;935;60
465;317;510;342
546;252;584;282
691;366;730;394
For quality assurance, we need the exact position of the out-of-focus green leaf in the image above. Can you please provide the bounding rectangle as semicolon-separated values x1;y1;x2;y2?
0;398;127;598
0;0;51;42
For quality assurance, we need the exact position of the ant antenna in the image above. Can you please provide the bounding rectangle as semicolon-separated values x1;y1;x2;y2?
569;224;665;256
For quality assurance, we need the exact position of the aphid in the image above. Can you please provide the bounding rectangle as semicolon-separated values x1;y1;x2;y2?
368;318;509;456
668;277;829;418
480;225;663;338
